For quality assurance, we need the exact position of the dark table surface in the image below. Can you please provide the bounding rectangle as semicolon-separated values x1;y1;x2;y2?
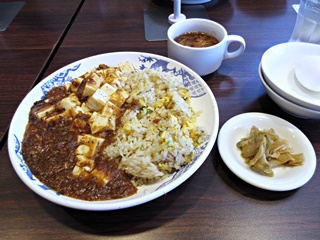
1;0;319;239
0;0;83;145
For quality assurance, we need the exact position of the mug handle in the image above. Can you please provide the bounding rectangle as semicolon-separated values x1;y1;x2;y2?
224;35;246;60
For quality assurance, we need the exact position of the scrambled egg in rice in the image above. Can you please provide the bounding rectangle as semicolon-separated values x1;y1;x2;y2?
104;68;206;184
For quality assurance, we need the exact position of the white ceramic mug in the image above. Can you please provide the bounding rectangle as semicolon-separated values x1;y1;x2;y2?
167;18;246;76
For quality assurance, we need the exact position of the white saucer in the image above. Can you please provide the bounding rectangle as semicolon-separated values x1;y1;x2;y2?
218;112;316;191
261;42;320;111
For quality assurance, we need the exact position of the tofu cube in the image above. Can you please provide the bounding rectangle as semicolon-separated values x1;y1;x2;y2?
98;68;119;85
100;101;121;118
109;89;129;107
56;93;80;111
45;109;73;123
33;104;55;119
82;78;100;97
119;61;135;75
72;165;82;177
80;102;92;114
90;72;104;85
75;155;95;172
89;112;116;134
68;106;87;117
75;134;104;157
91;169;109;187
64;82;72;91
86;89;109;111
70;77;84;93
100;83;117;96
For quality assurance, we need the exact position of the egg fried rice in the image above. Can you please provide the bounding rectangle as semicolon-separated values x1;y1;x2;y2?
104;68;206;184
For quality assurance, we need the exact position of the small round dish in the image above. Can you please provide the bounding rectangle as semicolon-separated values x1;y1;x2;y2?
218;112;316;191
258;64;320;120
261;42;320;111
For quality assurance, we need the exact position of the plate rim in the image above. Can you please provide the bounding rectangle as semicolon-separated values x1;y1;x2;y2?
261;42;320;111
8;51;219;210
218;112;317;191
258;63;320;120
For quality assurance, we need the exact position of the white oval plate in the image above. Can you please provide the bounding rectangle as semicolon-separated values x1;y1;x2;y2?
8;52;219;211
218;112;316;191
261;42;320;111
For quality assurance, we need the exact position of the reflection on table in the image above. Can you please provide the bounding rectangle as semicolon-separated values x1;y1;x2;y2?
1;0;319;239
0;0;83;146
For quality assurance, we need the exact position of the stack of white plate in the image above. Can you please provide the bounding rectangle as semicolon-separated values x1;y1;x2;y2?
259;42;320;119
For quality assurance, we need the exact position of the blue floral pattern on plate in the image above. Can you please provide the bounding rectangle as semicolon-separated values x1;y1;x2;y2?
16;54;209;196
138;55;206;98
13;134;50;190
40;63;81;98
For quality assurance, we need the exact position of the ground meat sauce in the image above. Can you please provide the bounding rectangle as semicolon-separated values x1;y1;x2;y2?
22;86;137;201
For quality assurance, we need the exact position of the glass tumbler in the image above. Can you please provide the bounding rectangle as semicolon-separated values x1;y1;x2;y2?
289;0;320;44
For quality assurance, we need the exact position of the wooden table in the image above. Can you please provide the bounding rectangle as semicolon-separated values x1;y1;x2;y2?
0;0;83;146
1;0;319;239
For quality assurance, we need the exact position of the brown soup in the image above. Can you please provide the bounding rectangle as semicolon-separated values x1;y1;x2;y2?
174;31;219;48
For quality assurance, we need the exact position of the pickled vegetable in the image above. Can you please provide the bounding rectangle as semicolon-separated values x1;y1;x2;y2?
237;126;304;177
